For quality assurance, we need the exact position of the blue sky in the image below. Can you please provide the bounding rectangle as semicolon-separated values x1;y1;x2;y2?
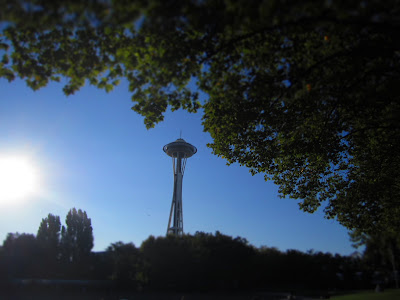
0;78;358;255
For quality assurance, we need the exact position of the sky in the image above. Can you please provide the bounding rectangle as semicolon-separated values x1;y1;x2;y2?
0;77;359;255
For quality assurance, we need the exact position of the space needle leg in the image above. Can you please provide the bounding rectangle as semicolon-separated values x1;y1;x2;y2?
167;170;178;235
167;197;175;235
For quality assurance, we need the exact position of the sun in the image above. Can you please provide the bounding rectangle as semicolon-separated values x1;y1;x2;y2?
0;155;41;205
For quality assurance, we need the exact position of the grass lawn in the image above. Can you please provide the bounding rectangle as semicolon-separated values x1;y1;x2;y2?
331;289;400;300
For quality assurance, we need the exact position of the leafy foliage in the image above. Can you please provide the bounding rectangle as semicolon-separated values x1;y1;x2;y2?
139;232;363;291
350;229;400;287
1;232;40;277
61;208;94;264
37;213;61;252
0;223;370;290
36;213;62;277
1;0;399;232
106;241;145;287
0;208;94;279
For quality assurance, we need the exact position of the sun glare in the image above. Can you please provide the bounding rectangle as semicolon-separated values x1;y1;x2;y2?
0;155;41;205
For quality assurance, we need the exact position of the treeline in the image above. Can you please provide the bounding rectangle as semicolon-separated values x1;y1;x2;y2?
0;209;391;292
0;208;94;280
134;232;367;291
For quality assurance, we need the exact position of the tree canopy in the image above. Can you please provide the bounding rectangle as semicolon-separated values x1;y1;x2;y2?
1;0;399;233
61;208;94;263
37;213;61;250
350;229;400;288
2;232;40;277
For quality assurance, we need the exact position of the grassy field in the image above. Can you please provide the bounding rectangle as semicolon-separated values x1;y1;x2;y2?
331;289;400;300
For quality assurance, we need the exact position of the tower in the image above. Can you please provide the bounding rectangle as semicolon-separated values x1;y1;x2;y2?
163;138;197;236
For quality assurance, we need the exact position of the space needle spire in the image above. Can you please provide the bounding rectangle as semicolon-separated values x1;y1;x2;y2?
163;138;197;236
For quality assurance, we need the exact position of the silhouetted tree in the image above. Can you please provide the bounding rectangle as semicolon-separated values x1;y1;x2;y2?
61;208;93;265
140;235;198;291
36;213;62;277
255;246;285;287
139;232;256;291
0;224;369;292
2;233;40;278
0;245;6;284
106;241;144;288
37;213;61;249
194;231;256;290
351;229;400;288
90;250;113;281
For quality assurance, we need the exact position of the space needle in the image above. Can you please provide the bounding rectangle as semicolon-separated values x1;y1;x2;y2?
163;138;197;236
